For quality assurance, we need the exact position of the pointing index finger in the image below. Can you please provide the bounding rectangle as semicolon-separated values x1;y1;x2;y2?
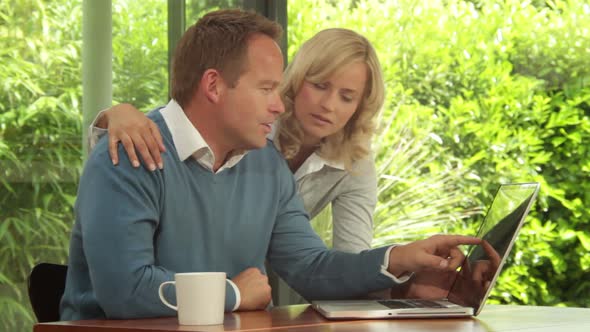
440;235;482;247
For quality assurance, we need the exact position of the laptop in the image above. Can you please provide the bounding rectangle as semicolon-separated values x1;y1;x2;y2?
312;182;540;319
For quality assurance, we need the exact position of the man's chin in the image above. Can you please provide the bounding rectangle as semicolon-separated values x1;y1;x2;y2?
252;141;268;150
241;138;268;151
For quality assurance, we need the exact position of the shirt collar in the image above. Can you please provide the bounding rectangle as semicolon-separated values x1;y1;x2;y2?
160;99;247;171
292;152;345;181
270;122;345;180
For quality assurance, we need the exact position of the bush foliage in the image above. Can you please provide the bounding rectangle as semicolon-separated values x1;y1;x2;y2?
1;0;588;330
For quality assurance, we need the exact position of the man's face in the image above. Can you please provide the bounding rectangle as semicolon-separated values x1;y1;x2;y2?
218;34;285;151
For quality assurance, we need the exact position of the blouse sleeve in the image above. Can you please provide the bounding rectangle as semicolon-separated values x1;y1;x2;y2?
331;156;377;253
87;109;108;153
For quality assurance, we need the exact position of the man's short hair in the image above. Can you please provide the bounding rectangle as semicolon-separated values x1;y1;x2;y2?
171;9;283;108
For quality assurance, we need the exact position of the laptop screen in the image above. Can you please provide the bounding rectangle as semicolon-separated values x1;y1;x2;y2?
447;183;539;314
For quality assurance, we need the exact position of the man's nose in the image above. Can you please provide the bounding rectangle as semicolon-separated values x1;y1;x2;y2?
269;93;285;115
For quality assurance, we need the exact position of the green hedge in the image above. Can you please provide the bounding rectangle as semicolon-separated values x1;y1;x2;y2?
1;1;82;329
1;0;588;330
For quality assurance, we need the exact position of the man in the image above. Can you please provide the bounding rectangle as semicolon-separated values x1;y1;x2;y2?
60;9;480;320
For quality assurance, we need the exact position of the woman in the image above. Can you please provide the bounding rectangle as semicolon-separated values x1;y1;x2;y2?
91;28;385;256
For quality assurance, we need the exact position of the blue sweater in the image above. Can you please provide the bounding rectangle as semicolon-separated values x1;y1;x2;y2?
60;110;395;320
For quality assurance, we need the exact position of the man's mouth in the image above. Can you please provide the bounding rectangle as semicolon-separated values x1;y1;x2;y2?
261;123;272;132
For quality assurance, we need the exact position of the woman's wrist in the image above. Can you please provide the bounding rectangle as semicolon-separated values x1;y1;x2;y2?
95;109;110;129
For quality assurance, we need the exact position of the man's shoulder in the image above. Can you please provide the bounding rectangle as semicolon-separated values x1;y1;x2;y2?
85;128;161;182
145;107;178;154
147;107;168;133
146;107;165;122
250;139;285;161
86;132;115;169
238;139;290;175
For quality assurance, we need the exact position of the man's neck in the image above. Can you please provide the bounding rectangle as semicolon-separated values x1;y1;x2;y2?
211;153;227;172
184;105;231;172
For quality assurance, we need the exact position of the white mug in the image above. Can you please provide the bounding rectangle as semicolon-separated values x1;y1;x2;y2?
158;272;226;325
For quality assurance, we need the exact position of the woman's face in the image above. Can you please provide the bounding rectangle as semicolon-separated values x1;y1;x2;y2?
293;61;367;146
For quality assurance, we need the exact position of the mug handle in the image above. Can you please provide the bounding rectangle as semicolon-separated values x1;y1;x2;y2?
158;281;177;311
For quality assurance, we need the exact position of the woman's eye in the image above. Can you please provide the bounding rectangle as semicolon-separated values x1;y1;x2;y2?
313;83;328;90
341;95;353;103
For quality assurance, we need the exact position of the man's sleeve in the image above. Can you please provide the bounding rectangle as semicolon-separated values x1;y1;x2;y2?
77;144;178;318
266;161;396;301
78;134;240;318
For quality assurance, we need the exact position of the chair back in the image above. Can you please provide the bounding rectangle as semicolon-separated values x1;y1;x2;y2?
27;263;68;322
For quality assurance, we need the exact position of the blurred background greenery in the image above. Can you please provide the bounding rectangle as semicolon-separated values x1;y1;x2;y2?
1;0;589;330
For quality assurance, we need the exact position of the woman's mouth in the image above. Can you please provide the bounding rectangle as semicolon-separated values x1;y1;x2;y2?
311;114;332;125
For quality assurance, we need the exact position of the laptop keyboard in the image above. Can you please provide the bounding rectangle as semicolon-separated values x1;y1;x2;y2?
377;299;447;309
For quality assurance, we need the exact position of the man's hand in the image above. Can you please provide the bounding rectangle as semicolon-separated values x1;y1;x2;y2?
231;267;271;311
402;270;457;300
399;239;500;303
388;234;481;277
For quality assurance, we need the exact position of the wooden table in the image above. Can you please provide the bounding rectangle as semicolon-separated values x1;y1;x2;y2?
34;304;590;332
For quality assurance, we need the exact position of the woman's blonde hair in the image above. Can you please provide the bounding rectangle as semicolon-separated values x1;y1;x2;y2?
277;28;385;170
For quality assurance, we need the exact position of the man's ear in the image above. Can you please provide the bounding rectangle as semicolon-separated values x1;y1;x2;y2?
201;69;225;103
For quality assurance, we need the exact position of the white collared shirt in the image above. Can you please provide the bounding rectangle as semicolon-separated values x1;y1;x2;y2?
89;100;248;174
160;100;247;173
